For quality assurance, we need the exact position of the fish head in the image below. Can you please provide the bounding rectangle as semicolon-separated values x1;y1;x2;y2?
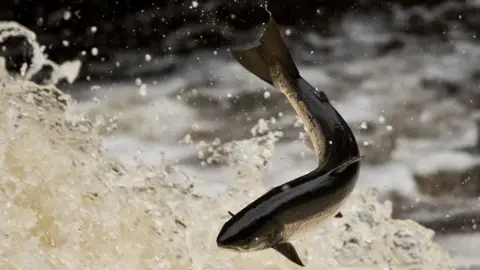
217;214;281;252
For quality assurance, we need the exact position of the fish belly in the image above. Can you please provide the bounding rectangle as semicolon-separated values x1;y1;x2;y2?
281;202;341;241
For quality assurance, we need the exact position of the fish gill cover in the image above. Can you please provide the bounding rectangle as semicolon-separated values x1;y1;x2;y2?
0;21;455;269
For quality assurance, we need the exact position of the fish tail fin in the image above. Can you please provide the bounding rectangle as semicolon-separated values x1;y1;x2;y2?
230;9;300;86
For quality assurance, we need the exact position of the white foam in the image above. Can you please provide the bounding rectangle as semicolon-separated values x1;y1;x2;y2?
412;151;480;175
0;79;455;269
436;233;480;268
0;21;81;83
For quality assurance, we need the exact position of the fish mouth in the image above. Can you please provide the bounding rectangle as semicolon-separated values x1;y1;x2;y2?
216;237;246;251
217;243;263;252
217;233;269;252
216;240;244;251
216;231;234;249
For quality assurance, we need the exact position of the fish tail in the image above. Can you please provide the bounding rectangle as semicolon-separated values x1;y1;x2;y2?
230;9;300;86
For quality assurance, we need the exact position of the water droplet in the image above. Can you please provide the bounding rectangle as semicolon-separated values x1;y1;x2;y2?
63;11;71;20
90;85;100;92
263;91;271;99
378;116;386;124
360;121;368;130
139;84;147;96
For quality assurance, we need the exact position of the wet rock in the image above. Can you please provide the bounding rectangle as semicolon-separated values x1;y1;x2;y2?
420;77;461;98
414;167;480;197
421;75;480;110
376;37;405;56
412;151;480;197
389;151;480;235
464;113;480;153
390;191;480;234
384;93;472;144
465;72;480;110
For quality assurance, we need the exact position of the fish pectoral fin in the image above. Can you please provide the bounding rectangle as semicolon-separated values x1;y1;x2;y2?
303;134;315;152
272;242;305;267
228;211;235;217
335;212;343;218
331;155;365;175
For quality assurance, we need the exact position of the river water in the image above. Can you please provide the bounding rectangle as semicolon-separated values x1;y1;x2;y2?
2;4;480;269
69;33;480;268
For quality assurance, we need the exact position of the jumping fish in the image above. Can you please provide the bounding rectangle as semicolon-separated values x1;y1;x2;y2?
216;9;362;267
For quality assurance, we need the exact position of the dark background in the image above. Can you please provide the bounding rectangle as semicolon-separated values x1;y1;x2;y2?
2;0;478;82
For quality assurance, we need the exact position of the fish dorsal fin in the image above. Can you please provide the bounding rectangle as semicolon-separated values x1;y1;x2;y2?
230;9;300;87
312;89;330;103
272;242;305;267
330;155;364;175
335;212;343;218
